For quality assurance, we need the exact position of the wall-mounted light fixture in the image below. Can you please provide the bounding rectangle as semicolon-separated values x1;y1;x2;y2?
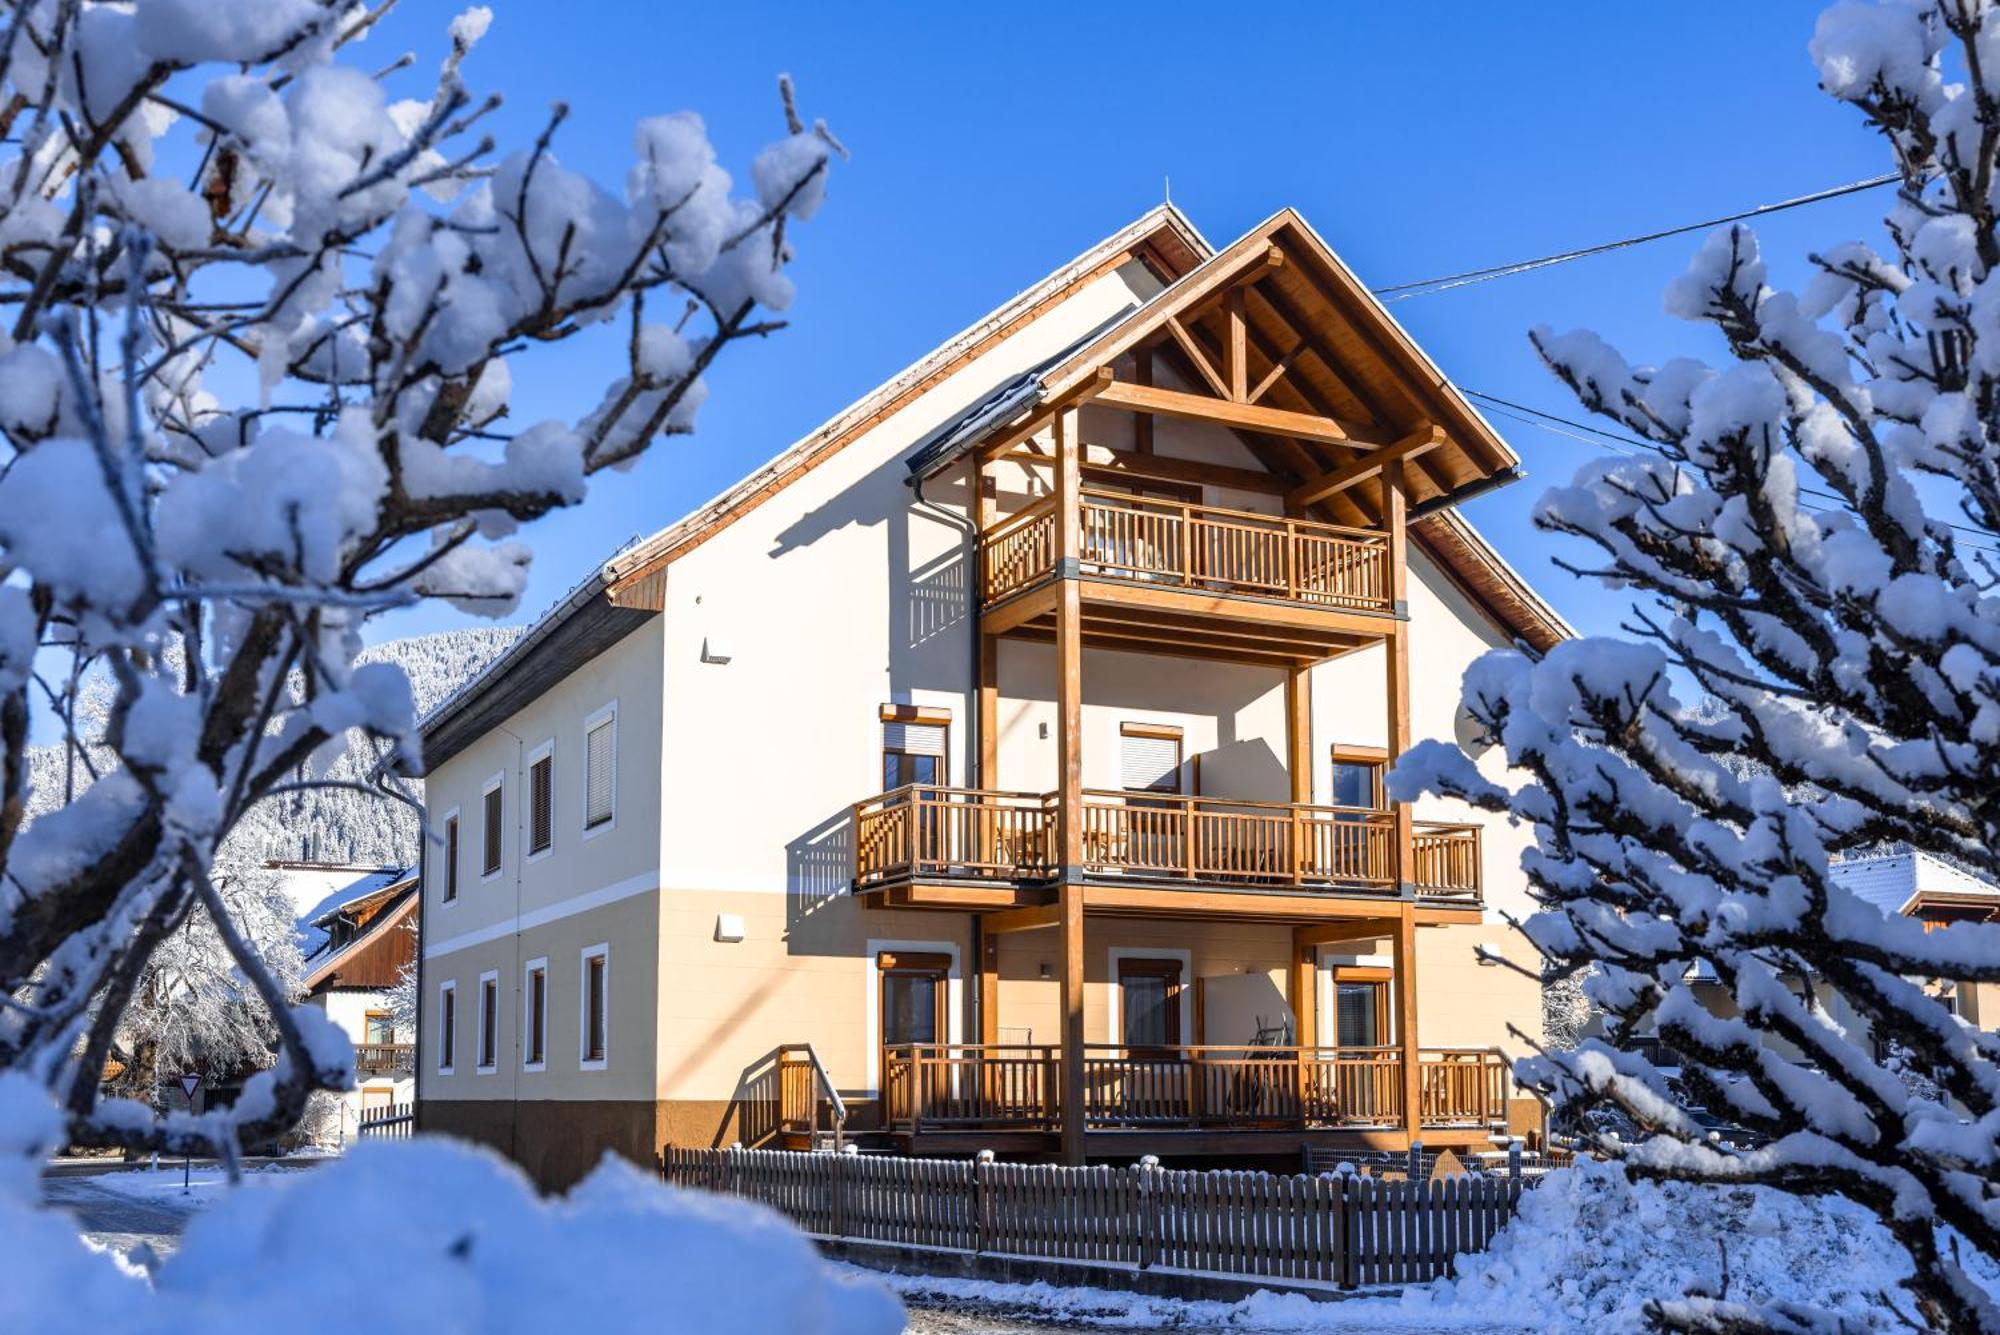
714;913;745;943
701;636;732;665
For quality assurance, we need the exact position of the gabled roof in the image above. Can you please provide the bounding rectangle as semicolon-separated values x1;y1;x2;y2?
1832;849;2000;918
302;871;419;993
419;204;1572;762
294;865;411;955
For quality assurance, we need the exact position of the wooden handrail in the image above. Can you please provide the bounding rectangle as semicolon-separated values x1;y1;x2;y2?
776;1042;846;1151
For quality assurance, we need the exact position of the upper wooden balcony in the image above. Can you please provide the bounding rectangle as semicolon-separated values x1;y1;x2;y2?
852;785;1481;905
980;490;1399;666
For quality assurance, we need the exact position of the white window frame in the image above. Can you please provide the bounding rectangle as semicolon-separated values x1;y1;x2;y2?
522;956;549;1073
435;804;462;908
579;942;610;1071
475;969;500;1075
479;770;505;881
525;738;556;863
581;701;618;840
436;979;458;1075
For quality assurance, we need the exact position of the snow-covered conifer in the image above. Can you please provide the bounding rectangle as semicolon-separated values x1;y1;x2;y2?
1396;3;2000;1329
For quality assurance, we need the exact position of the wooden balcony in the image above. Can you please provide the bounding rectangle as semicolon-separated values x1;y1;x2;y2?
354;1042;413;1076
881;1043;1510;1137
853;785;1481;904
981;491;1397;666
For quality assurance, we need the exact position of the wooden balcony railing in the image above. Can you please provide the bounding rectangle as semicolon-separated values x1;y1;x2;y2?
854;786;1056;887
354;1042;413;1076
1411;822;1481;900
854;786;1482;902
777;1043;847;1151
978;491;1393;613
1081;790;1396;888
881;1043;1511;1134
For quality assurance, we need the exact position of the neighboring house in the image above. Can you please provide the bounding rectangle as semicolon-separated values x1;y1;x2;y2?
411;204;1572;1190
297;866;419;1142
1674;848;1999;1066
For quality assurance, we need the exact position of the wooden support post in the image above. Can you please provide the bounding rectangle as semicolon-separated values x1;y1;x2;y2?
1133;348;1153;454
977;633;998;789
1291;925;1316;1129
1392;904;1421;1142
1054;409;1084;881
1383;461;1414;892
975;917;999;1047
1059;881;1086;1165
1226;287;1248;402
1287;665;1312;881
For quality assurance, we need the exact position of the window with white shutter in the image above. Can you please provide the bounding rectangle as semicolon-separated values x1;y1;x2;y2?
482;780;503;876
528;749;553;854
881;706;948;790
584;708;616;830
1120;723;1183;794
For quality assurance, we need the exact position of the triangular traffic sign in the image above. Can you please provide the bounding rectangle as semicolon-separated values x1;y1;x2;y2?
179;1072;200;1102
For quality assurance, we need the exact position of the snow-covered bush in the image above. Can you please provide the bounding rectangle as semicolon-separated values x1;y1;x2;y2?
0;1076;899;1333
1393;2;2000;1329
0;0;838;1166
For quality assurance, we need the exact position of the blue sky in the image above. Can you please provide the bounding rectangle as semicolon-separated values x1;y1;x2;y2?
367;0;1886;646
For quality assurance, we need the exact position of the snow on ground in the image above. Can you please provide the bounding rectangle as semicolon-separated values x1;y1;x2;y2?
80;1161;305;1213
2;1077;900;1334
871;1160;1999;1333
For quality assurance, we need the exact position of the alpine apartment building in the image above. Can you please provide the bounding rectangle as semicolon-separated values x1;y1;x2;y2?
411;205;1570;1189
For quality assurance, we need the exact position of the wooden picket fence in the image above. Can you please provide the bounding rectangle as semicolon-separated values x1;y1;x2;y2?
660;1145;1525;1290
357;1101;415;1139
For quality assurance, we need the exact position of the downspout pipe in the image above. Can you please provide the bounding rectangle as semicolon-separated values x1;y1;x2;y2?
907;469;981;785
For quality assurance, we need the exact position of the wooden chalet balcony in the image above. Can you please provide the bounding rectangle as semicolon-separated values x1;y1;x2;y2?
984;490;1392;612
354;1042;413;1076
881;1043;1509;1136
852;785;1481;903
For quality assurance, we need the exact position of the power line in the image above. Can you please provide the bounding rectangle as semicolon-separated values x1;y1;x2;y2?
1374;174;1900;302
1461;388;2000;556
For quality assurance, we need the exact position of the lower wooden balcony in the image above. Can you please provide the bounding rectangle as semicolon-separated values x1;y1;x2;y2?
852;785;1481;904
881;1043;1510;1138
354;1042;414;1077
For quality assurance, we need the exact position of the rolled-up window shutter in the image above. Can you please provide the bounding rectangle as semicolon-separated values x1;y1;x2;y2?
585;718;615;828
1120;730;1182;793
882;721;946;756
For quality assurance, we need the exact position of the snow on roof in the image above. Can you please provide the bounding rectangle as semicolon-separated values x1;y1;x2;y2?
295;865;414;956
1830;848;1999;917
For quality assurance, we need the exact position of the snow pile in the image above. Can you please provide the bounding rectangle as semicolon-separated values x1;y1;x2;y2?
3;1080;898;1334
1405;1160;1934;1331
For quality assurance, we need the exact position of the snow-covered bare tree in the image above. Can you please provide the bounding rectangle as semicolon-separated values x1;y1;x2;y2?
1394;3;2000;1330
0;0;838;1171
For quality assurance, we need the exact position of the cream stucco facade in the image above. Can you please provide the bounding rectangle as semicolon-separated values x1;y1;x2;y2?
415;205;1567;1188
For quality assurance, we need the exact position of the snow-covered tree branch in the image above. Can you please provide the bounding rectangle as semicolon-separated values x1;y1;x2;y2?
1395;2;2000;1330
0;0;838;1166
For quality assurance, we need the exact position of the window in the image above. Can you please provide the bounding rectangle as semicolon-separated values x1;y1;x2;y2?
364;1010;395;1046
1331;968;1390;1047
476;971;499;1073
1331;746;1387;811
580;943;609;1069
481;776;504;877
441;812;460;902
880;705;947;790
1117;957;1184;1049
528;745;554;856
437;981;457;1074
523;958;548;1071
1120;722;1184;794
584;704;617;832
877;950;950;1048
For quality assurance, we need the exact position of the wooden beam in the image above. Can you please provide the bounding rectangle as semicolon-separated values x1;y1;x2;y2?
1248;334;1308;406
1082;576;1401;638
1288;425;1445;510
1163;316;1230;400
1055;408;1085;884
983;902;1062;934
980;583;1058;637
1297;918;1397;947
1287;664;1312;804
974;369;1116;465
1077;445;1288;495
1384;459;1415;896
1097;380;1392;451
